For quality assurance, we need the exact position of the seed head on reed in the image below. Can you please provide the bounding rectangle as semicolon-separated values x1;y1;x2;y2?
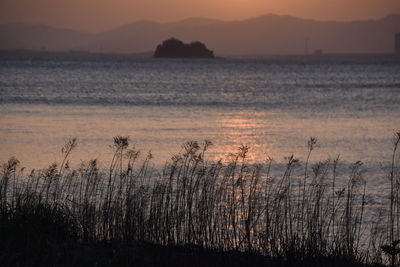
307;137;319;152
61;137;77;155
113;136;129;150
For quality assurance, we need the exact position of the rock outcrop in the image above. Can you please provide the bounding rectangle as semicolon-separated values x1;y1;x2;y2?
154;38;214;58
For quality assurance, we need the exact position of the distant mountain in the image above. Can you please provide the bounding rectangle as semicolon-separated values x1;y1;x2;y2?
0;23;91;51
1;14;400;56
164;17;225;28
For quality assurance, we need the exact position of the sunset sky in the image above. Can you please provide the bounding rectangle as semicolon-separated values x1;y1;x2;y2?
1;0;399;32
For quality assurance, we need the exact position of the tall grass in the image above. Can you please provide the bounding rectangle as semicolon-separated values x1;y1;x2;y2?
1;133;399;266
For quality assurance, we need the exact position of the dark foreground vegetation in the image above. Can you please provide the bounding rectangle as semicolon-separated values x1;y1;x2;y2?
1;132;399;266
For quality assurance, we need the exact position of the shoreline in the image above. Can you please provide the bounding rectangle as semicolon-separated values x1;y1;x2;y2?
1;49;400;62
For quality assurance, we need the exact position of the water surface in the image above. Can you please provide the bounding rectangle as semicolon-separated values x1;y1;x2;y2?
0;57;399;169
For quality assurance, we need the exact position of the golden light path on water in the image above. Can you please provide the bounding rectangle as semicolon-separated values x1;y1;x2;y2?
0;103;398;170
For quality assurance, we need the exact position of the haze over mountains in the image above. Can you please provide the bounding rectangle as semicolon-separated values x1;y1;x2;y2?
1;14;400;56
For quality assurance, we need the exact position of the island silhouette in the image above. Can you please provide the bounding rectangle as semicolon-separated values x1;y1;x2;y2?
154;38;214;58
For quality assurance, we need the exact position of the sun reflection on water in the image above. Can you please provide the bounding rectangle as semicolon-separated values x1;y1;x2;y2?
209;110;274;164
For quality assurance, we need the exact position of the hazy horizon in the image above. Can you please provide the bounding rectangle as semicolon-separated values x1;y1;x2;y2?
1;0;400;32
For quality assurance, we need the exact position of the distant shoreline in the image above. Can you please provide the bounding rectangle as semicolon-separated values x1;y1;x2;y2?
1;49;400;62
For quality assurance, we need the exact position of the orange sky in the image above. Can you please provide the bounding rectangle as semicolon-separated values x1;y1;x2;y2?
0;0;399;32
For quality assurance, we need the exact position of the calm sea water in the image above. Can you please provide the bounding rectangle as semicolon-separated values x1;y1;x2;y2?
0;57;399;173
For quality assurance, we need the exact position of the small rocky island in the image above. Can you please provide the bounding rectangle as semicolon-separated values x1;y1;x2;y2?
154;38;214;58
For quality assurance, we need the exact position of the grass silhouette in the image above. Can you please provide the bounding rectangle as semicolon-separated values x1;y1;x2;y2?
1;133;399;267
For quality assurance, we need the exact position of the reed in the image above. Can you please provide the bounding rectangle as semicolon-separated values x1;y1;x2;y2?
1;133;399;266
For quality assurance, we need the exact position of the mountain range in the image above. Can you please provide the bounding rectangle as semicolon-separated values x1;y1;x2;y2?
1;14;400;56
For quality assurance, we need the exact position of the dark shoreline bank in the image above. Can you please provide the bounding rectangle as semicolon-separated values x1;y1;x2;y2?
1;49;399;62
0;239;383;267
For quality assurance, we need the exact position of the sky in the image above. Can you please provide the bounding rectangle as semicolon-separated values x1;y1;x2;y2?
1;0;399;32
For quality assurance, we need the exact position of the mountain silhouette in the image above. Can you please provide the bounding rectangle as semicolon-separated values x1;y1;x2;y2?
1;14;399;56
0;23;90;51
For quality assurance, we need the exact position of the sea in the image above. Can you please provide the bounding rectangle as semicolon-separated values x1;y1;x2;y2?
0;56;399;178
